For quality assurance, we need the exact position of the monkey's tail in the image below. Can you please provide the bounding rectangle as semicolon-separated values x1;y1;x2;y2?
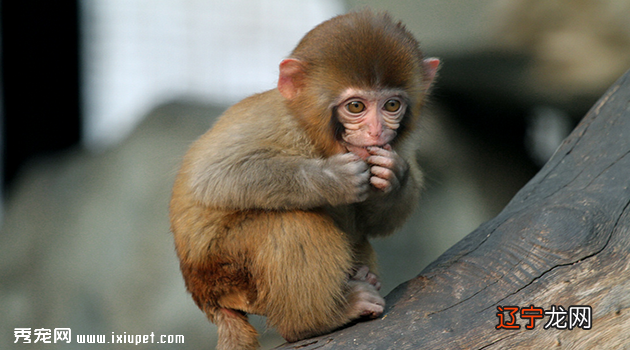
214;308;260;350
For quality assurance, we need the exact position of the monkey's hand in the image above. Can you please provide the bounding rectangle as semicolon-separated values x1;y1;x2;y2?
345;266;385;319
366;145;409;193
321;153;371;205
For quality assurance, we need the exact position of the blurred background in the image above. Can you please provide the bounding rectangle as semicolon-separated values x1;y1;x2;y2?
1;0;629;348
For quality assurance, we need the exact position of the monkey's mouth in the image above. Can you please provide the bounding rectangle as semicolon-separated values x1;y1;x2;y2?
344;143;383;160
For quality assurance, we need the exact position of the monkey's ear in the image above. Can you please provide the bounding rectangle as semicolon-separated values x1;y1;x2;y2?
422;58;440;90
278;58;306;100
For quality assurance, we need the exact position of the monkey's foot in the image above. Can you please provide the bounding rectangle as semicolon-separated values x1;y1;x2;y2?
345;279;385;319
351;265;381;291
345;266;385;319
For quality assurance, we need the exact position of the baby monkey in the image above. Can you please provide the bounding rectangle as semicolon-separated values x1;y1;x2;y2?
170;9;438;350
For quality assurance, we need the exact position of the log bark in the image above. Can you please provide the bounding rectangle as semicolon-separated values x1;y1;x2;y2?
277;70;630;350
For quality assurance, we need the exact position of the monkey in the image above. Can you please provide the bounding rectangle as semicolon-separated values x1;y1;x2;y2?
169;10;439;350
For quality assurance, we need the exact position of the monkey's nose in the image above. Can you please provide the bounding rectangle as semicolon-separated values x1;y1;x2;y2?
367;123;382;138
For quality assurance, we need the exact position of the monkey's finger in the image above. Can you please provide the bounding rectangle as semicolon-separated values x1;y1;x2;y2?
349;165;370;185
373;281;382;291
365;272;381;290
370;165;395;181
352;265;370;280
367;155;395;169
358;302;385;319
356;287;386;308
367;146;392;157
357;161;371;176
370;176;392;193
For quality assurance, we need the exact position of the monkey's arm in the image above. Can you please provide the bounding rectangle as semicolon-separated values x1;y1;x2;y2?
186;147;370;211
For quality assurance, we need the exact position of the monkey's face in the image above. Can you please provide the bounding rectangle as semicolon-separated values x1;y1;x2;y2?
335;88;407;159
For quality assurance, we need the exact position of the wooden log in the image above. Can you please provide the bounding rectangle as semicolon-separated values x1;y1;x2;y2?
277;70;630;349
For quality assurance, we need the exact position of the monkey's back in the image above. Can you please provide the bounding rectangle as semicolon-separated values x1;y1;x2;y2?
169;107;353;326
169;88;339;310
170;88;316;247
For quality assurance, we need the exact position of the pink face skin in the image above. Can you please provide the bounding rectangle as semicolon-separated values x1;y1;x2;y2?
336;88;407;160
335;88;409;193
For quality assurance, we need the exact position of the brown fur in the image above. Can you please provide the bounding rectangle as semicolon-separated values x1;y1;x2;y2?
286;11;432;157
170;9;436;349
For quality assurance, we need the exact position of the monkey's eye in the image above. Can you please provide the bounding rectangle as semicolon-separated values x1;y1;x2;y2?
346;101;366;114
384;99;401;112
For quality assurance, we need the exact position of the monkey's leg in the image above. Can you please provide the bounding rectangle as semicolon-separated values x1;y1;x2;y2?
173;209;262;349
251;210;384;342
347;237;382;291
178;256;260;350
